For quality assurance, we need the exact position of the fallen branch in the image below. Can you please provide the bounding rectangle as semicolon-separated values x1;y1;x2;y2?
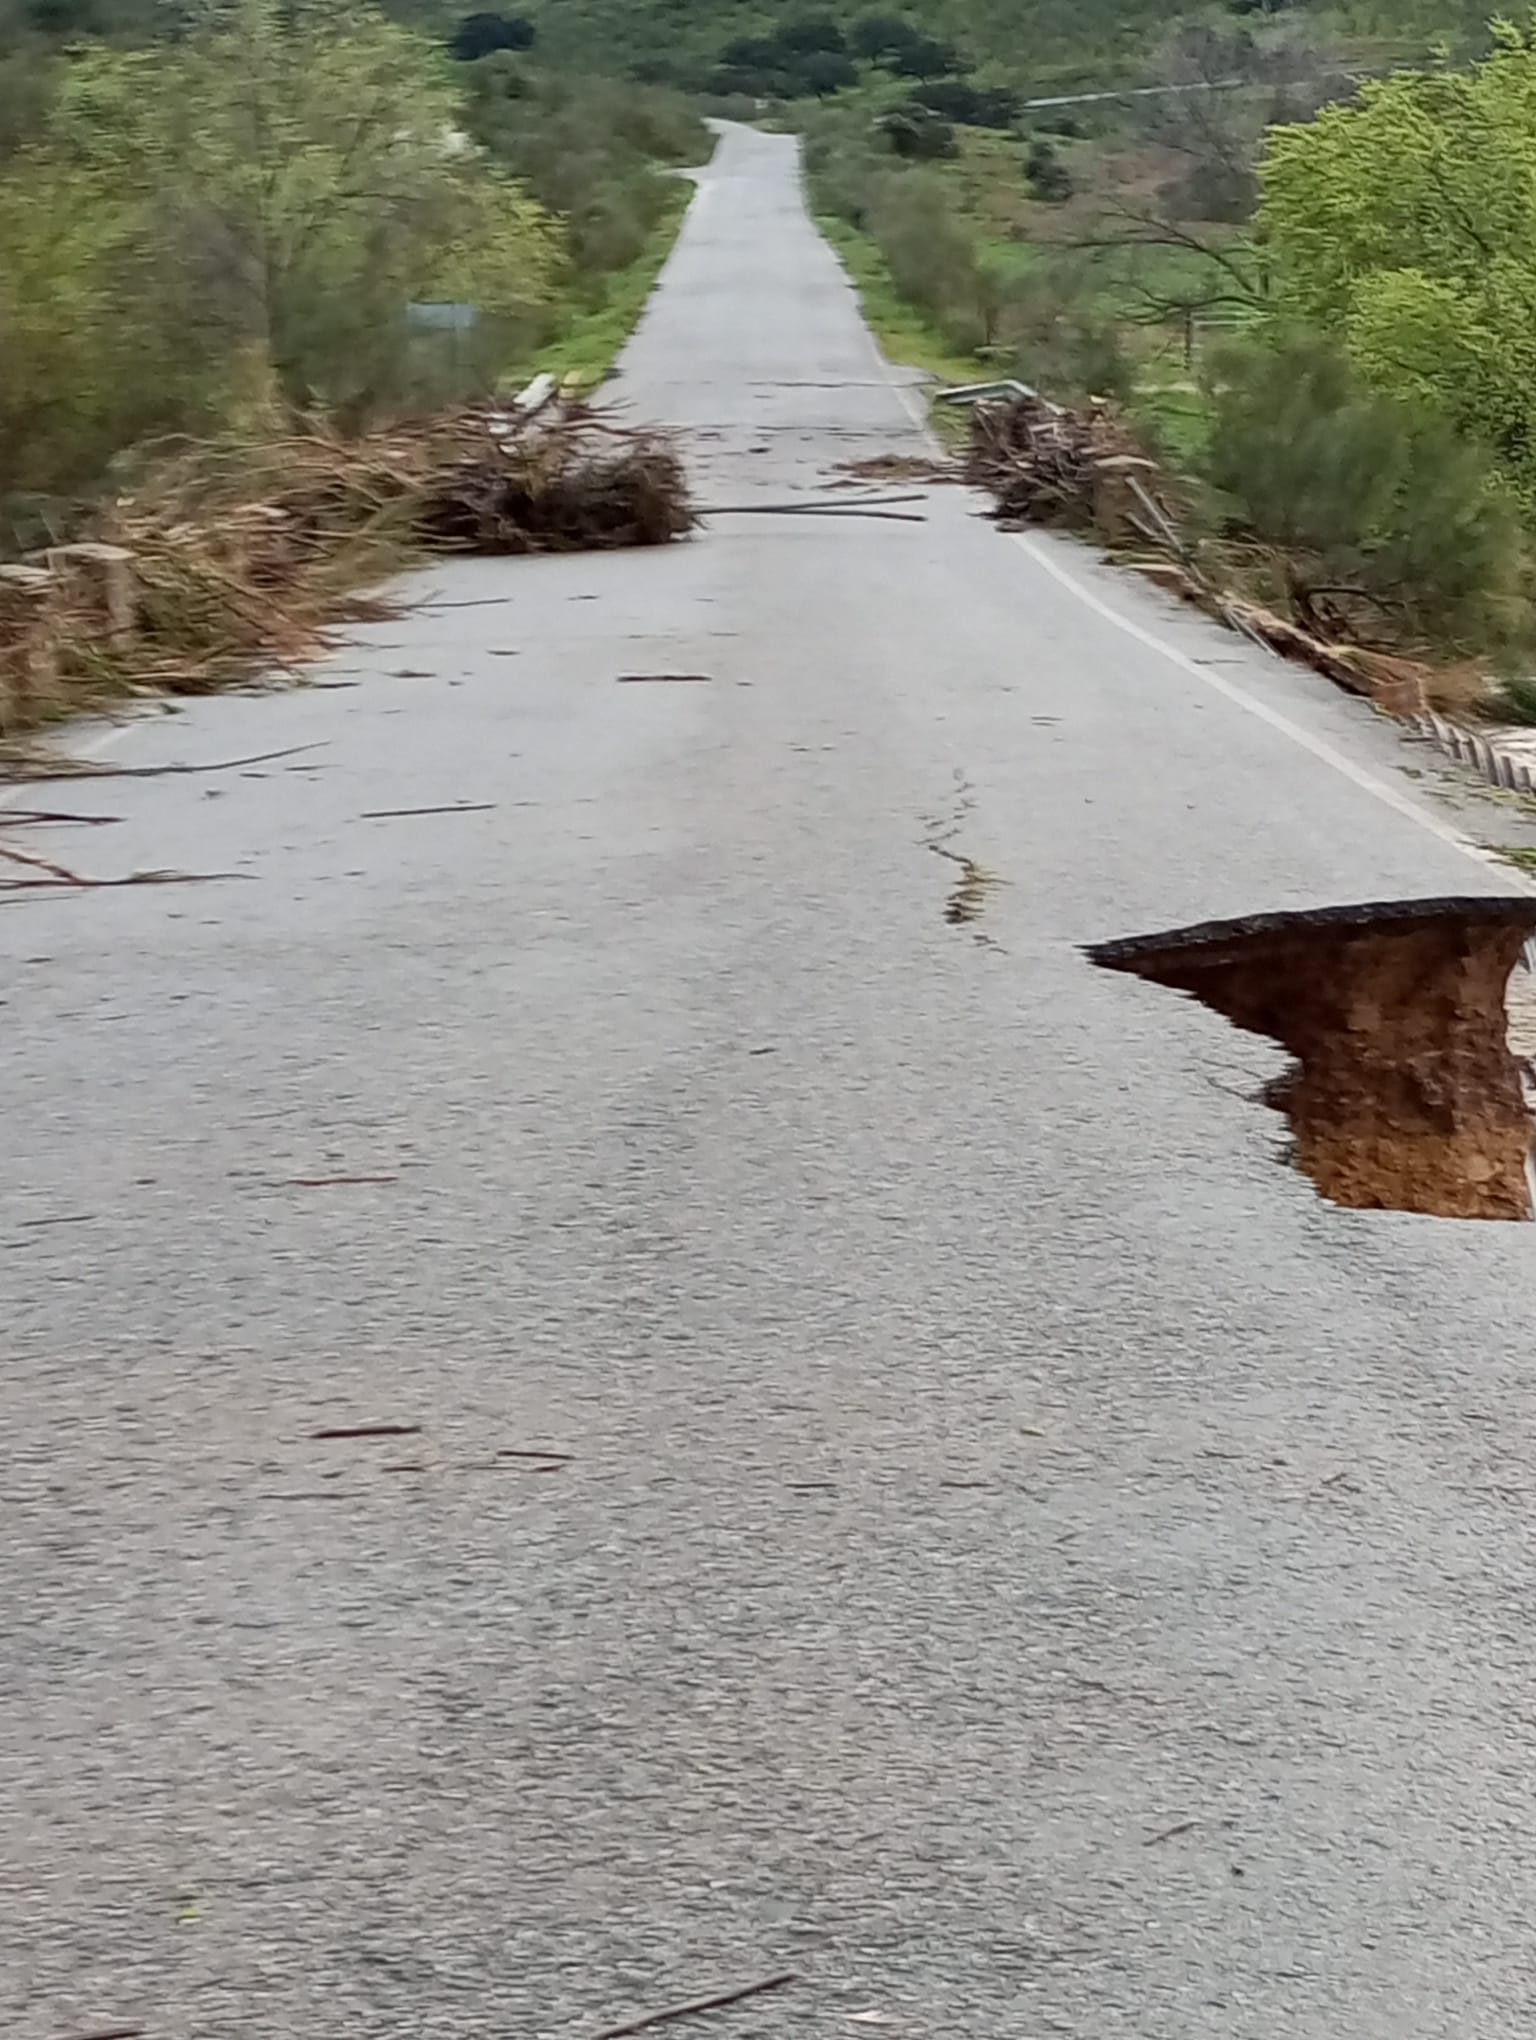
312;1423;422;1441
966;392;1440;718
1;808;121;826
0;861;243;891
360;802;496;819
0;841;89;885
700;493;925;517
1143;1818;1201;1846
704;506;926;523
0;742;327;783
590;1973;798;2040
283;1173;399;1187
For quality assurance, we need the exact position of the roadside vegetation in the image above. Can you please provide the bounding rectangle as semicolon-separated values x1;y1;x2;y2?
703;3;1536;701
504;0;1536;694
0;0;705;554
11;0;1536;726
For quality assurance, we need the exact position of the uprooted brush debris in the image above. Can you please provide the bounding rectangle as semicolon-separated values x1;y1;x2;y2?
964;392;1443;720
1089;896;1536;1221
965;394;1161;533
0;402;694;740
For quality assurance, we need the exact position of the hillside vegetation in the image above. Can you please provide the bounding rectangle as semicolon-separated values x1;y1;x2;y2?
519;0;1491;94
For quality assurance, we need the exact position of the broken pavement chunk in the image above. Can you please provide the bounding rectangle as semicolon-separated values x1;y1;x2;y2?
1088;895;1536;1220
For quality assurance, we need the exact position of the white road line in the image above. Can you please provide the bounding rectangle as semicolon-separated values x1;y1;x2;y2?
1011;529;1520;884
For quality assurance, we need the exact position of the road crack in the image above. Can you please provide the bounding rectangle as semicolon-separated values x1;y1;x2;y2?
921;769;1005;945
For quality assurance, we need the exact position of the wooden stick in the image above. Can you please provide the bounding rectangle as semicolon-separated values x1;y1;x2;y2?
590;1971;798;2039
360;803;496;819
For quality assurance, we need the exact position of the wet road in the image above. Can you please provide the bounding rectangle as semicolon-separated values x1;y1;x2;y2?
8;123;1536;2040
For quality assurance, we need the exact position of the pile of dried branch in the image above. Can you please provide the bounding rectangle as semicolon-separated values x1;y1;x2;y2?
417;419;692;554
0;402;694;736
965;394;1148;531
1137;561;1435;716
963;391;1458;719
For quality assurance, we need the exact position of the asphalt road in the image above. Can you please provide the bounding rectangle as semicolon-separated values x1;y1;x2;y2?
10;124;1536;2040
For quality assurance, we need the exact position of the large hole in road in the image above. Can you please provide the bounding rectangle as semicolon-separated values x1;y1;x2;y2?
1087;897;1536;1220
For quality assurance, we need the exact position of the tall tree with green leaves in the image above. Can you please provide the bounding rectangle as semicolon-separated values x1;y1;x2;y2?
1260;21;1536;507
0;0;562;496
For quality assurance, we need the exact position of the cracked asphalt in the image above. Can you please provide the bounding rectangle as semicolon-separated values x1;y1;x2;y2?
9;123;1536;2040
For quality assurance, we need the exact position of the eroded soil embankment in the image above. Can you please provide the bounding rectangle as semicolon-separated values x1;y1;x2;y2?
1089;897;1536;1220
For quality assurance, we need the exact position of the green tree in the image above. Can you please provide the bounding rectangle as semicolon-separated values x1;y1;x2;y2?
1025;137;1073;200
449;10;535;59
463;60;703;292
0;0;563;500
1260;21;1536;507
1201;328;1531;655
864;168;992;348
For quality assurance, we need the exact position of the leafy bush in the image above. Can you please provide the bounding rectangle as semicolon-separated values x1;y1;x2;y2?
863;169;997;351
449;11;534;60
989;258;1134;401
878;103;959;159
909;78;1018;126
0;0;563;506
1260;23;1536;514
777;15;848;54
848;13;914;58
1202;329;1533;657
1025;138;1073;201
882;31;961;77
465;61;705;295
714;21;856;98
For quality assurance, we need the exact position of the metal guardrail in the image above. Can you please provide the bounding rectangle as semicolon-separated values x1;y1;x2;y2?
1415;709;1536;799
936;379;1061;415
512;371;558;416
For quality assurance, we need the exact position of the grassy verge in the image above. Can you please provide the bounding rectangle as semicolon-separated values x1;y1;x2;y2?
532;180;695;391
814;214;988;391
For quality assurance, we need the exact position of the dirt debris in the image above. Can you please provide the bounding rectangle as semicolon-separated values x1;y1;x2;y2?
1089;895;1536;1220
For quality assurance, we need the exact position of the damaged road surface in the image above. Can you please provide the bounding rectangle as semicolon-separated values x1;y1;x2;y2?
1090;896;1536;1219
11;123;1536;2040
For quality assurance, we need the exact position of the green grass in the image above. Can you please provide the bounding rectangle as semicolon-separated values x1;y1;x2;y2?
531;181;694;390
1132;382;1214;466
814;213;988;389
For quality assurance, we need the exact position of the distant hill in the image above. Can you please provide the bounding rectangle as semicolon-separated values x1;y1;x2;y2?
521;0;1490;95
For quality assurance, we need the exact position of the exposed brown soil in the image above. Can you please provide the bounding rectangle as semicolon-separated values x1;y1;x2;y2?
1089;897;1536;1220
